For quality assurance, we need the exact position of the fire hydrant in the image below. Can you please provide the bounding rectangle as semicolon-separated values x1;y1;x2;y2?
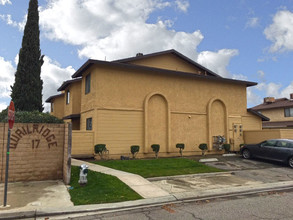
78;164;89;185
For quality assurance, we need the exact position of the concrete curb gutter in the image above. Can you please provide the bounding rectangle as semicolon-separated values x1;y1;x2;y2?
2;181;293;219
147;171;233;181
173;180;293;201
0;196;177;220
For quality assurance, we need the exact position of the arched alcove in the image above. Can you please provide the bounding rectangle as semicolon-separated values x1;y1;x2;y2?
144;93;170;153
207;98;228;150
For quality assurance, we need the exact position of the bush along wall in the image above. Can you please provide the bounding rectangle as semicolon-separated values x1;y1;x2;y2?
0;109;63;124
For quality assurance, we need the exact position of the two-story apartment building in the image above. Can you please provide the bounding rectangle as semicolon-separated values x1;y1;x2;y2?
46;49;265;158
251;95;293;129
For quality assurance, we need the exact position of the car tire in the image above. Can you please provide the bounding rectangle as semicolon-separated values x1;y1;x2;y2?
242;149;251;159
288;157;293;168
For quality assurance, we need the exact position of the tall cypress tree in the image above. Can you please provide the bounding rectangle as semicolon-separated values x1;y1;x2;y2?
11;0;44;112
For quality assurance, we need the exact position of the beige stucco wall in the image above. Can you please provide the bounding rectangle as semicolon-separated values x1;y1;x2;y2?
81;71;97;114
72;130;94;156
44;53;262;158
126;53;202;75
0;123;71;183
64;81;81;117
51;95;64;119
259;108;291;122
244;129;293;144
74;62;261;158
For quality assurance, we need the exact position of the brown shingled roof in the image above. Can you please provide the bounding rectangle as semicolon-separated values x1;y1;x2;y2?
252;98;293;110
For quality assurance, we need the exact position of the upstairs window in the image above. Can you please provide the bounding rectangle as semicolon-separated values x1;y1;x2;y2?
86;118;92;130
66;90;70;104
284;108;293;117
51;103;54;112
85;73;91;94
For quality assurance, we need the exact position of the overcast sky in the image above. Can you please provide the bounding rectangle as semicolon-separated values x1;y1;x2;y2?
1;0;293;111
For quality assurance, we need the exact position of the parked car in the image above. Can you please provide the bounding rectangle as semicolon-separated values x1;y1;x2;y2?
240;139;293;168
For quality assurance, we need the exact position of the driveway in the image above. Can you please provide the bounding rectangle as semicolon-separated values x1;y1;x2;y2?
150;155;293;194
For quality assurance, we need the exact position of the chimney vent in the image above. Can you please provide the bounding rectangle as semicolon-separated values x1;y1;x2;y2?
264;97;275;104
290;93;293;100
136;53;143;57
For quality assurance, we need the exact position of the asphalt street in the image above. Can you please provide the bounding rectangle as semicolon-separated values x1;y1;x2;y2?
59;189;293;220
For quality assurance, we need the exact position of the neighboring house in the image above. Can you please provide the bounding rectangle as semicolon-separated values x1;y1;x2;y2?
251;95;293;129
46;49;264;158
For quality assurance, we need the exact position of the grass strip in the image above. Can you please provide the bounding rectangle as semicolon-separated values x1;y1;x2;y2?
93;158;223;178
69;166;143;205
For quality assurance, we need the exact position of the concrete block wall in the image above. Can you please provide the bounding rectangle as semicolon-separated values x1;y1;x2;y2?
0;123;71;183
243;129;293;144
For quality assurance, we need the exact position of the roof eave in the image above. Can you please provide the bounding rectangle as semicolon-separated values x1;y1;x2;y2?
57;77;82;91
71;59;257;87
113;49;221;78
45;93;64;103
247;108;270;121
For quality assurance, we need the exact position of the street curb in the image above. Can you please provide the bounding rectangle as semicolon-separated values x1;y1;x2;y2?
172;180;293;201
0;196;177;220
1;181;293;219
147;171;233;181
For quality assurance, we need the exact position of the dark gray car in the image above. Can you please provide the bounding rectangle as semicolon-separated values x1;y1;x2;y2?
240;139;293;168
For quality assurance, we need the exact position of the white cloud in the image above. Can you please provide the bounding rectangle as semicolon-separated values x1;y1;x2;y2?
0;56;15;98
264;10;293;52
257;70;265;79
175;0;189;13
247;87;262;106
265;82;283;97
245;17;259;28
0;14;26;31
39;0;169;46
232;74;248;81
253;80;293;100
197;49;239;77
0;102;8;111
39;0;201;61
0;0;11;5
41;56;75;111
38;0;238;77
0;55;75;112
280;82;293;98
246;70;293;107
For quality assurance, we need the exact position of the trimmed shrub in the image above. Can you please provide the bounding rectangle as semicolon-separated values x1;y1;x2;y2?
198;143;208;156
223;144;231;153
94;144;108;160
130;145;140;159
0;109;63;124
176;143;185;157
151;144;160;159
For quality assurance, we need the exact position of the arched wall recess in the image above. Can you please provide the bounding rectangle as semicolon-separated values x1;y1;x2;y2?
144;92;170;154
207;97;229;150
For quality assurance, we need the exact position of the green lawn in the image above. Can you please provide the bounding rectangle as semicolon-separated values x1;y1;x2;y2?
93;158;222;178
69;166;143;205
